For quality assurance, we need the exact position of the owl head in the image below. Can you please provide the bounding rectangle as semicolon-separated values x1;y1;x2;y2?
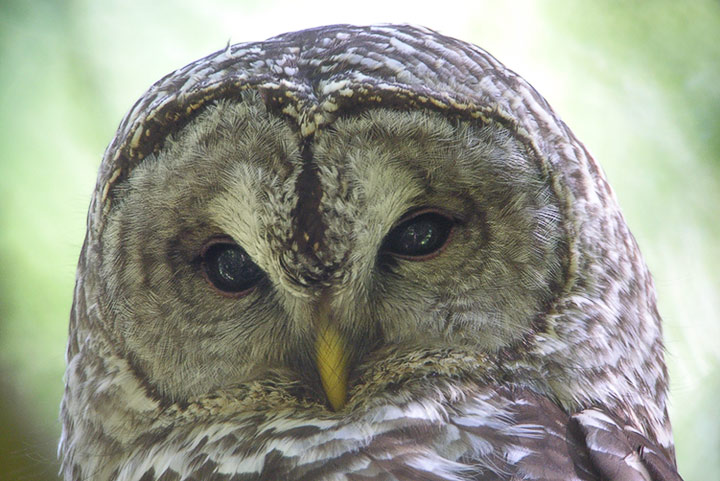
61;24;673;479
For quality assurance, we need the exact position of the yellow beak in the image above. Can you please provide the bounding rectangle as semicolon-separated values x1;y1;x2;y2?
314;323;349;411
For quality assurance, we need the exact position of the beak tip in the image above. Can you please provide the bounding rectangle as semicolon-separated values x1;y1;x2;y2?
327;386;347;411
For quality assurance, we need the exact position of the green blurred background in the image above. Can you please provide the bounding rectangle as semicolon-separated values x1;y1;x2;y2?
1;1;718;479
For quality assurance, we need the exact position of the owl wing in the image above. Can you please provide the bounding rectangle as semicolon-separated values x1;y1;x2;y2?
493;389;684;481
567;408;683;481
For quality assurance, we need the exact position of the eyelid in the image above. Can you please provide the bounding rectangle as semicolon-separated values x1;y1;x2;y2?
392;207;459;227
199;235;237;257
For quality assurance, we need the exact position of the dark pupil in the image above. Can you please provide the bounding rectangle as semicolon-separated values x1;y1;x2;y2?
204;244;262;293
386;213;452;257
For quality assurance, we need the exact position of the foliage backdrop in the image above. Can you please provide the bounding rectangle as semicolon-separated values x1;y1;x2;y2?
1;1;718;479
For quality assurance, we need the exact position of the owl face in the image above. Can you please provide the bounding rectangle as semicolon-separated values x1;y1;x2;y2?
100;93;565;404
62;24;675;480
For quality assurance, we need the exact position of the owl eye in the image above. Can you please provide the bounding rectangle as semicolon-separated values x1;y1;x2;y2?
383;210;454;260
201;239;263;296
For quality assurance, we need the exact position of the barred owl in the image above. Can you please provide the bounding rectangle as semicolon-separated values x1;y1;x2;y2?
60;24;683;480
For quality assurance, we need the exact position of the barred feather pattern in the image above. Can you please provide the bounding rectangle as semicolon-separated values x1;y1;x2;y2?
61;24;682;480
62;341;678;481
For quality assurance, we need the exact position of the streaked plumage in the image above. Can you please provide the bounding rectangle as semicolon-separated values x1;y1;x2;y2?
60;24;682;480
